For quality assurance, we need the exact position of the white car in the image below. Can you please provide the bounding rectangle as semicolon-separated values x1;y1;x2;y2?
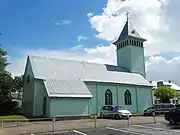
99;105;131;119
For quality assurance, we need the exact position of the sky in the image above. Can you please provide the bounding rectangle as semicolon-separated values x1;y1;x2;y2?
1;0;180;85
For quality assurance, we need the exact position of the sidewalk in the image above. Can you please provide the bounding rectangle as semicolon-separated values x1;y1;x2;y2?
0;116;167;135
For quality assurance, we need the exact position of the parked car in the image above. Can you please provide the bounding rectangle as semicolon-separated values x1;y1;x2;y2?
143;103;176;116
164;107;180;125
99;105;131;119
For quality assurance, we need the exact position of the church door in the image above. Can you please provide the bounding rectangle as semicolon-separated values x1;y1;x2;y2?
43;97;46;116
105;89;113;105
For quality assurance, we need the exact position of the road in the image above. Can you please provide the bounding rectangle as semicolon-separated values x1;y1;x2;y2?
45;123;180;135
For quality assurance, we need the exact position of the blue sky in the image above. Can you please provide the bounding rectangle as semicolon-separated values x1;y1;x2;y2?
1;0;180;85
0;0;108;57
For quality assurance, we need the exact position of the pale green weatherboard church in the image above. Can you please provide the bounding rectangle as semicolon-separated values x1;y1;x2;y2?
22;18;153;118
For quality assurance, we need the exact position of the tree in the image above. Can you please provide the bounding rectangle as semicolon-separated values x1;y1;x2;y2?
154;86;176;103
0;47;18;115
11;75;23;99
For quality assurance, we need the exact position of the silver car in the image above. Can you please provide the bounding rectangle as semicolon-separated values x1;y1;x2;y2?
99;105;131;119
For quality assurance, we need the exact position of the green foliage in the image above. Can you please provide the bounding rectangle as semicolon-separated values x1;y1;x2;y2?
176;92;180;99
154;86;176;103
12;75;23;91
0;47;19;115
0;115;27;120
11;75;23;99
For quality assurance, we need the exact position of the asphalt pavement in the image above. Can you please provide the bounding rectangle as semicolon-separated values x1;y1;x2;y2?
45;123;180;135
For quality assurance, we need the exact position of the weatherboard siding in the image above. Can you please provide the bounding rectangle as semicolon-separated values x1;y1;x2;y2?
117;45;146;78
86;82;152;114
136;87;152;112
49;98;90;117
34;79;50;117
22;57;35;117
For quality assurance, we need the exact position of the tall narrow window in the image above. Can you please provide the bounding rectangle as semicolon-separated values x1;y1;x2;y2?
105;89;113;105
124;90;132;105
43;97;47;116
26;75;30;84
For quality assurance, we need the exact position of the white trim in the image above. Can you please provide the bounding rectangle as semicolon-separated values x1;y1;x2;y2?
49;94;93;98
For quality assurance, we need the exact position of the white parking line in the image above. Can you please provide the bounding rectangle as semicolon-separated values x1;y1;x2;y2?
106;127;147;135
133;124;180;133
133;125;166;131
73;130;88;135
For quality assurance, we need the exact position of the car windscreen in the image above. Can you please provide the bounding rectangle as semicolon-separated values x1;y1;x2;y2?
113;106;124;110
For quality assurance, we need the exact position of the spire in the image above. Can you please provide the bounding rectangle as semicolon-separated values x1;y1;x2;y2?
113;12;146;44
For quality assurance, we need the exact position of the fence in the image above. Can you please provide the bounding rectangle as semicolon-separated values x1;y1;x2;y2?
0;114;166;135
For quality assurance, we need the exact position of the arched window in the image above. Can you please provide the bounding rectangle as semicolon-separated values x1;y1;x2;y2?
26;75;30;84
124;90;132;105
105;89;113;105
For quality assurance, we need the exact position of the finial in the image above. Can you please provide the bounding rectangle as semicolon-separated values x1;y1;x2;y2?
125;11;130;21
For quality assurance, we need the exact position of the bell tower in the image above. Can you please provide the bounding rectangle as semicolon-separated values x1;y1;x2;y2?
113;12;147;78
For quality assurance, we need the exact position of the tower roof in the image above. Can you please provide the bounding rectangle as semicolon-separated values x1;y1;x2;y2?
113;19;146;44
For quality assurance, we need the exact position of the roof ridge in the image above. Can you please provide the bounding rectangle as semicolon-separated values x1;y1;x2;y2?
28;54;119;67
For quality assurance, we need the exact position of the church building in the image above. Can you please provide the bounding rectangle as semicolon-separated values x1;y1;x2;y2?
22;17;153;118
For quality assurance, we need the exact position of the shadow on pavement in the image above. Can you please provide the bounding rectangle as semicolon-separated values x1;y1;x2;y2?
165;123;180;129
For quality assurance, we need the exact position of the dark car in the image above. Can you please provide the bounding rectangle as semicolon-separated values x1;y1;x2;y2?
144;103;176;116
164;108;180;125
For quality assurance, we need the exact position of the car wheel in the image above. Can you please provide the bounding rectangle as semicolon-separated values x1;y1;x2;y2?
115;114;120;120
169;118;177;125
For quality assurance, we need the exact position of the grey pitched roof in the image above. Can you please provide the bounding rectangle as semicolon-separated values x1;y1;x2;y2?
113;20;146;44
44;79;93;97
28;55;153;97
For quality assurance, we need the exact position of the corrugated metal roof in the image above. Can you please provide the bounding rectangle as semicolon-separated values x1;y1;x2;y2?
28;55;152;97
151;81;180;91
80;71;152;86
44;79;93;97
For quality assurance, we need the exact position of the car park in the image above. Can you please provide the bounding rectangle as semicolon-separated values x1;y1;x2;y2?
99;105;131;119
143;103;176;116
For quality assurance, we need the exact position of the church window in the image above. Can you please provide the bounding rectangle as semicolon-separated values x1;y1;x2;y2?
141;42;143;47
124;90;132;105
105;89;113;105
26;75;30;84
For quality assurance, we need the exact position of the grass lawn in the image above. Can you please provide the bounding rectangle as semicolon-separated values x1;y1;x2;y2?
0;115;27;120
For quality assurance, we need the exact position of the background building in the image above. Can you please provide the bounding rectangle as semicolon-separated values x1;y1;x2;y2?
151;80;180;104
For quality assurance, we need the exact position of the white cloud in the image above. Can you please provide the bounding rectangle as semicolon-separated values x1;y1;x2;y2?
87;0;180;56
87;13;93;17
62;20;71;24
77;36;88;42
70;44;84;51
55;20;71;25
6;0;180;86
146;55;180;85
